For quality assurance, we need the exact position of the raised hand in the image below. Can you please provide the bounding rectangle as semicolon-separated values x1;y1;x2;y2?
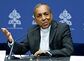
1;28;14;43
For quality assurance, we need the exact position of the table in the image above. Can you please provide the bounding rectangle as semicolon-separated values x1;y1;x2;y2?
5;55;70;61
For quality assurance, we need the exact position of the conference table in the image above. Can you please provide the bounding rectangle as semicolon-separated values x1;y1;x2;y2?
5;55;70;61
2;55;84;61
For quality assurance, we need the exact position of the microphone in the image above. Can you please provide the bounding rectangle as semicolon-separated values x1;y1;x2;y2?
7;40;19;60
7;41;14;60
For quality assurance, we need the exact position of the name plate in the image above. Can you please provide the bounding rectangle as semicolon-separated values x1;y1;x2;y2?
70;56;84;61
0;50;6;61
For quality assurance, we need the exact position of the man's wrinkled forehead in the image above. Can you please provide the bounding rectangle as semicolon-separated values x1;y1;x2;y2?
34;3;49;10
34;3;51;16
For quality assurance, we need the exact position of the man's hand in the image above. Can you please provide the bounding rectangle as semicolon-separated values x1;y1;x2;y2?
1;28;14;43
34;50;46;56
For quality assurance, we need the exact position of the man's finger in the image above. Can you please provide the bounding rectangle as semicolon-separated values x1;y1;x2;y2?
1;28;8;33
1;28;11;39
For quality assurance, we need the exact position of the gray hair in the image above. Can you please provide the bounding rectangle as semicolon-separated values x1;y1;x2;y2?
33;3;52;17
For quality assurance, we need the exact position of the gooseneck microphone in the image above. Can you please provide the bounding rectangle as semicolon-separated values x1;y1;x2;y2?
7;40;19;60
7;40;14;60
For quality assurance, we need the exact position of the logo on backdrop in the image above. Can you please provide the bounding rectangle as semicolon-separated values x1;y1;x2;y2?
32;15;37;25
8;9;23;29
59;9;75;30
59;9;72;26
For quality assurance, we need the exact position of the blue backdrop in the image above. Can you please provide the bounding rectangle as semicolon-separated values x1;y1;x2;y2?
0;0;84;43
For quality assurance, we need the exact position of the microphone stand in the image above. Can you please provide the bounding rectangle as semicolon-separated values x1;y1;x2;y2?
7;41;19;60
7;42;14;60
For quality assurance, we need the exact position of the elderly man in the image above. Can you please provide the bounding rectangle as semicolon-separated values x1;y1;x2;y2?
1;3;73;57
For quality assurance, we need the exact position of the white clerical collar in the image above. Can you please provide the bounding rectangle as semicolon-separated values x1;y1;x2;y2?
40;25;51;32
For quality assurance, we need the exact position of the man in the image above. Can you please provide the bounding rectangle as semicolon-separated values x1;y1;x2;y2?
1;3;73;57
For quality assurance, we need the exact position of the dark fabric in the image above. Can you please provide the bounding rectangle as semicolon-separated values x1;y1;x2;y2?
13;21;74;57
73;43;84;55
0;43;10;54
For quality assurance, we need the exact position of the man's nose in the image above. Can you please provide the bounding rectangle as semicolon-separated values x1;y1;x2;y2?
42;15;46;21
